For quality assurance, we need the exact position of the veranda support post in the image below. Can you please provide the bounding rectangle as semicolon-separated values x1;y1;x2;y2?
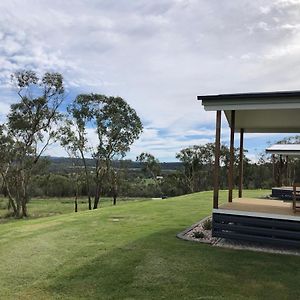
238;128;244;198
286;156;289;186
213;110;221;209
272;154;275;186
279;155;283;186
228;110;235;202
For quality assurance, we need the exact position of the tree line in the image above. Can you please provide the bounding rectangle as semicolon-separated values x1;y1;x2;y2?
0;70;142;217
3;139;299;209
1;70;300;218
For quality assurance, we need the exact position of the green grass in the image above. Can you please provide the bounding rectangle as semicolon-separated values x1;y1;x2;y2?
0;196;150;223
1;189;300;299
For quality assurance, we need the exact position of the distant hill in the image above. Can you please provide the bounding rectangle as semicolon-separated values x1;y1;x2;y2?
44;156;182;174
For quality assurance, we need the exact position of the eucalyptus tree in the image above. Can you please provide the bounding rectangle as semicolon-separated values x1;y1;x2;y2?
92;95;143;207
176;143;247;192
176;143;230;193
59;94;97;210
63;94;143;208
0;124;17;213
176;145;207;193
59;123;82;212
0;70;64;217
136;152;162;196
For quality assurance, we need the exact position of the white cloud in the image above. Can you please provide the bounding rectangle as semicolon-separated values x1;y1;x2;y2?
1;0;300;161
128;127;212;161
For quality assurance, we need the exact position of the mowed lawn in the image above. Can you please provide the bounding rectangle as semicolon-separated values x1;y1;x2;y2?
1;190;300;299
0;196;150;222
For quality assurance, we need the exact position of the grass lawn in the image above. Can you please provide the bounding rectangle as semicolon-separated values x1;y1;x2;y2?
0;196;150;223
1;189;300;299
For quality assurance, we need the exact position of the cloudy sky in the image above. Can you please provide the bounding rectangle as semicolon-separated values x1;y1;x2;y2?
1;0;300;161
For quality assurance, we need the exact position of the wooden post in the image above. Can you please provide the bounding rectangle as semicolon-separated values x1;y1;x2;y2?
279;155;283;186
286;156;289;186
272;154;275;186
213;110;221;209
238;128;244;198
228;110;235;202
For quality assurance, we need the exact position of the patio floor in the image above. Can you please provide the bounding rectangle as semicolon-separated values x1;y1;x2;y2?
219;197;300;219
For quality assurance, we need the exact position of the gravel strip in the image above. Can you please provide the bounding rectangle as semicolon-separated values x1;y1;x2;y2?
214;237;300;256
176;216;218;244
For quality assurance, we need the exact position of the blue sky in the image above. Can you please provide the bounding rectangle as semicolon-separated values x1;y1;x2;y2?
0;0;300;162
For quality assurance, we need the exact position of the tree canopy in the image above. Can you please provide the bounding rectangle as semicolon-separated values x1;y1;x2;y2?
0;70;64;217
60;93;143;209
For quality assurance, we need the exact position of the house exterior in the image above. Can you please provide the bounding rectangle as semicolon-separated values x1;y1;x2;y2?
198;91;300;247
266;144;300;199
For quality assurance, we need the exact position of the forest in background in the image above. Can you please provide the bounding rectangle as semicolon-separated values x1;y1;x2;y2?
3;143;299;200
1;70;300;218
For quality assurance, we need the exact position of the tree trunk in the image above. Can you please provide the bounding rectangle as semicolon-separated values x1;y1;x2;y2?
88;196;92;210
74;198;78;212
16;201;21;218
93;196;100;209
80;150;92;210
2;174;18;216
21;200;28;218
74;182;78;212
112;170;117;205
8;195;17;214
93;183;101;209
20;171;29;218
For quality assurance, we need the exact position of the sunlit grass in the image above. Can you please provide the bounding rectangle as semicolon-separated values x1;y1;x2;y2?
1;189;300;299
0;196;150;223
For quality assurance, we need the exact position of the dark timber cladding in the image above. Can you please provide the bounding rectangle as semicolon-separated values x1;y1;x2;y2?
213;212;300;247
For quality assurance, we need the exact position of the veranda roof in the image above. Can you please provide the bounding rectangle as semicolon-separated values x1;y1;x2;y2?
266;144;300;156
198;91;300;133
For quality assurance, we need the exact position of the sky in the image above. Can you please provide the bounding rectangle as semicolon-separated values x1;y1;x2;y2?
0;0;300;162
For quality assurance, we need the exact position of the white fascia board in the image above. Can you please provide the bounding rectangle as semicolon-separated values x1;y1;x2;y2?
266;144;300;155
202;100;300;111
267;144;300;151
266;151;300;155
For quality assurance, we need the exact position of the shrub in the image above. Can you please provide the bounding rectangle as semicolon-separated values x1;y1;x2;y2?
193;231;205;239
0;199;8;210
202;218;212;230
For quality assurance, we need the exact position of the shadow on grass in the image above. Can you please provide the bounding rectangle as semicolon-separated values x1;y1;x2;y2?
39;228;300;300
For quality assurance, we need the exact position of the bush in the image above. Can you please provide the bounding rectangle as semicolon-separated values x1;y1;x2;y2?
0;199;8;210
193;231;204;239
202;218;212;230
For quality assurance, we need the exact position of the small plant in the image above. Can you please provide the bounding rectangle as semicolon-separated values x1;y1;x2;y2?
202;218;212;231
193;231;205;239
